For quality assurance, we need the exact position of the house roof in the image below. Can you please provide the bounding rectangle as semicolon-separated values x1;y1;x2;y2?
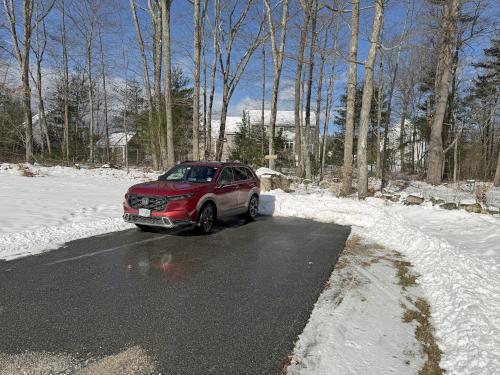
96;132;136;148
246;109;316;125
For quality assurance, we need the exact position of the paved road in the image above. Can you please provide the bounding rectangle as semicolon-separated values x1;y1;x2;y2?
0;216;350;374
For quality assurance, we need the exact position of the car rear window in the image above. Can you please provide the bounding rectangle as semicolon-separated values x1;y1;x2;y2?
233;167;249;181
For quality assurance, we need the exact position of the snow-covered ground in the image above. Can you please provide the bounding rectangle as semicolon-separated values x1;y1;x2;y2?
260;191;500;374
1;164;499;374
287;238;428;374
0;163;156;260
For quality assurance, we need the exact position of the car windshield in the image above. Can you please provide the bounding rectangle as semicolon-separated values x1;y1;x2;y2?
159;165;217;183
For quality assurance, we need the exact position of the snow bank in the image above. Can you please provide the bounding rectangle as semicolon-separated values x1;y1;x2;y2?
255;167;285;177
486;187;500;208
0;164;157;260
260;191;500;374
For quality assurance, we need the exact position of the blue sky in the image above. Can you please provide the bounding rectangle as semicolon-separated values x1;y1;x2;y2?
1;0;498;133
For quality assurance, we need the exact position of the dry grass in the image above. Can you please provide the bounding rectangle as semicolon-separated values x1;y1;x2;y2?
402;298;444;375
17;164;37;177
393;259;417;288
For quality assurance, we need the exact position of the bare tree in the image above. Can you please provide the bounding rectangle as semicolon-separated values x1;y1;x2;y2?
214;0;264;161
303;0;318;179
161;0;175;167
261;42;266;157
357;0;384;199
31;0;51;157
495;138;500;186
130;0;164;168
314;18;332;164
60;0;70;163
340;0;360;196
192;0;201;160
293;1;311;176
375;46;384;177
98;29;109;162
427;0;462;185
205;0;220;158
201;0;208;157
263;0;289;170
320;15;340;180
2;0;53;162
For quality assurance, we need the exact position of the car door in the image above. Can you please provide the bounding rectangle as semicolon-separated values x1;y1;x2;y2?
214;167;239;216
233;167;252;209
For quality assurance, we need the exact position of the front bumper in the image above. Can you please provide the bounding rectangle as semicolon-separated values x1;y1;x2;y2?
123;213;195;229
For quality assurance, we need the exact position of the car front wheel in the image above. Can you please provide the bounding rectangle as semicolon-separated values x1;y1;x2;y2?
197;203;215;234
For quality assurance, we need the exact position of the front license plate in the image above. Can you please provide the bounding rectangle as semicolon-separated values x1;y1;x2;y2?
139;208;151;217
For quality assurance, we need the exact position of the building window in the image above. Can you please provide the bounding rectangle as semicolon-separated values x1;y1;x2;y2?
285;140;293;149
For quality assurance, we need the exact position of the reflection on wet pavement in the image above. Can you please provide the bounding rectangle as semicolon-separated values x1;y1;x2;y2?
126;251;202;281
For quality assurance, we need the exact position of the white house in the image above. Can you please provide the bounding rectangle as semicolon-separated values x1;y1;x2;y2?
96;131;138;164
210;110;317;161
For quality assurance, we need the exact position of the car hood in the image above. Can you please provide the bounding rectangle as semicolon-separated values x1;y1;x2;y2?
128;180;208;196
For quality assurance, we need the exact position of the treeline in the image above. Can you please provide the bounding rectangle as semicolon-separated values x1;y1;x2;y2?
0;0;498;189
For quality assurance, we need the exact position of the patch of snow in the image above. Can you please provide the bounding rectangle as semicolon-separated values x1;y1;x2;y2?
400;180;476;203
486;187;500;208
288;241;425;375
255;167;285;177
259;191;500;374
0;164;157;260
459;198;477;205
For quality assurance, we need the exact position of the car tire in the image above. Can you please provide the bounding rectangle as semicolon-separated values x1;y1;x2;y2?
245;195;259;221
196;203;215;234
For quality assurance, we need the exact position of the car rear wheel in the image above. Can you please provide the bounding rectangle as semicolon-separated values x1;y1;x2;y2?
245;195;259;221
197;203;215;234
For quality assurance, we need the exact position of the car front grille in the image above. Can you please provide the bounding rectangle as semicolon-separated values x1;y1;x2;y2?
128;194;168;211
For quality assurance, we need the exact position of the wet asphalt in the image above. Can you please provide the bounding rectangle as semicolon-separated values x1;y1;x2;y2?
0;216;350;374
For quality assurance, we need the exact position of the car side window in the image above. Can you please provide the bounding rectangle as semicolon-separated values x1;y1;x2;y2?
245;167;255;180
218;167;233;186
233;167;249;181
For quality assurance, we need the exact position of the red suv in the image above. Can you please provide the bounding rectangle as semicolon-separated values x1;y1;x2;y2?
123;161;260;234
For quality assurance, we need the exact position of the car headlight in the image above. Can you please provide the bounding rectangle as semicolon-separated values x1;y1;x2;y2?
168;193;195;201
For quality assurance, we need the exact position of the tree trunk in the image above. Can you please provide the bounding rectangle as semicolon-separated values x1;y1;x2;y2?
61;0;70;163
375;47;383;178
494;143;500;187
206;0;219;159
3;0;35;162
341;0;360;196
261;44;266;157
314;25;329;163
86;40;95;164
98;31;109;162
216;88;230;161
303;0;318;180
162;0;175;167
264;0;289;170
35;59;51;157
130;0;158;167
321;74;334;181
201;0;208;158
399;95;409;173
152;3;166;168
320;17;340;180
192;0;201;160
357;0;383;199
293;5;310;176
427;0;461;185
